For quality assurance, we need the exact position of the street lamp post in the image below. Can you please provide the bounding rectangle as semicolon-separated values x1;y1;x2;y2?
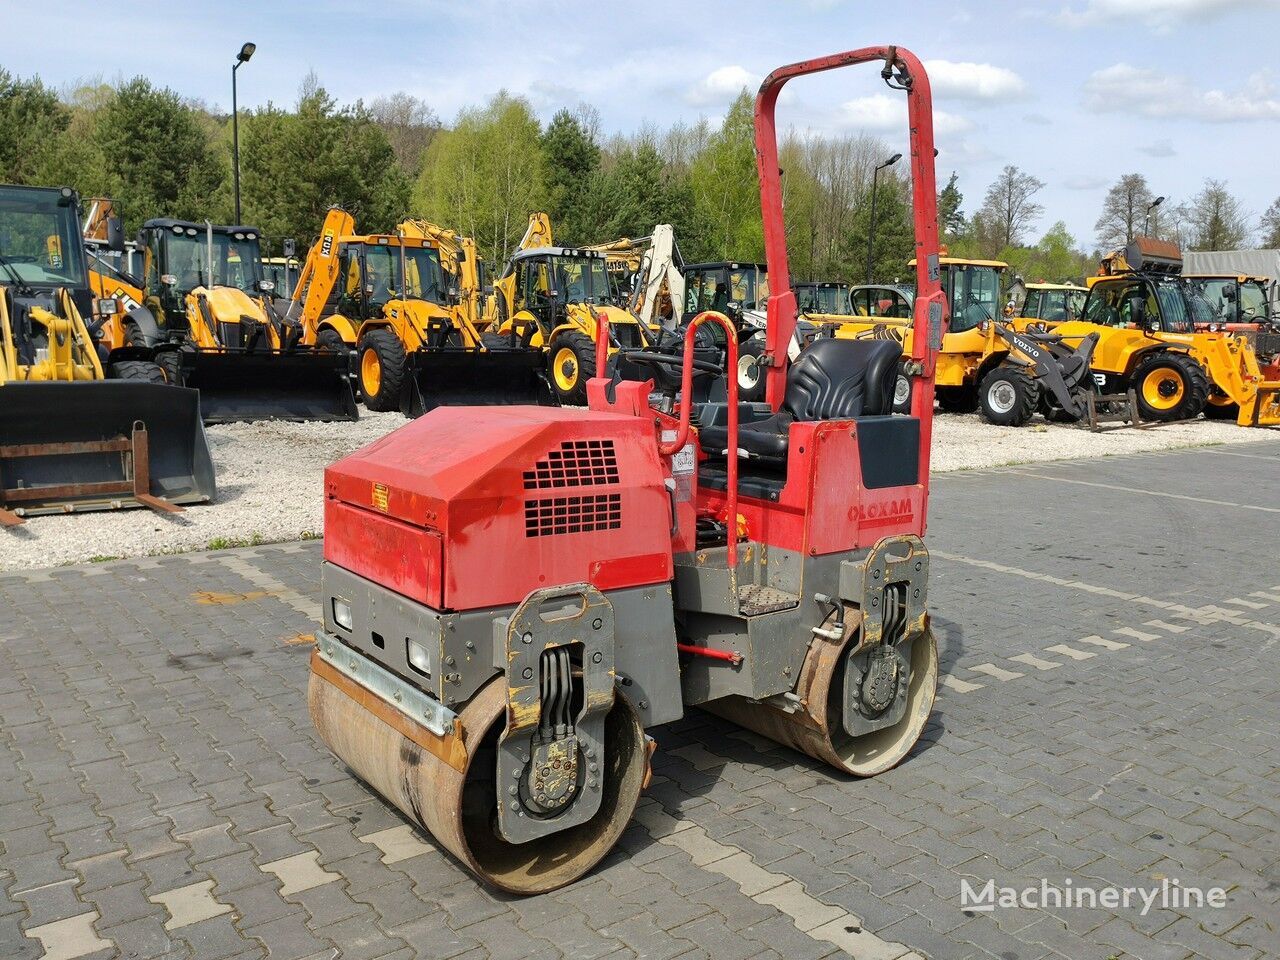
866;153;902;284
232;41;256;225
1143;195;1165;236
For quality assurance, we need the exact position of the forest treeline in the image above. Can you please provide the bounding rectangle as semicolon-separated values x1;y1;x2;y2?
3;68;1277;284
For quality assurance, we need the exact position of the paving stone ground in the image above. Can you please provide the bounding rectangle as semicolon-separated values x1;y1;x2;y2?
1;437;1277;960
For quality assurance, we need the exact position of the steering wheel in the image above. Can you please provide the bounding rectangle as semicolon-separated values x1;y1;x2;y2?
617;349;723;375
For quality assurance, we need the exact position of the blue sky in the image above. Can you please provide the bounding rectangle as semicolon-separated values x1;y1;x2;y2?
11;0;1280;248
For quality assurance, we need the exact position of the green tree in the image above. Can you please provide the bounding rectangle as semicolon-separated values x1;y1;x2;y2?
584;140;703;251
1187;178;1249;251
240;83;410;243
0;69;71;185
937;171;965;240
416;92;547;265
845;175;914;284
1261;196;1280;249
689;92;761;261
977;165;1044;251
95;77;223;232
1002;222;1088;284
541;109;600;243
1095;173;1153;249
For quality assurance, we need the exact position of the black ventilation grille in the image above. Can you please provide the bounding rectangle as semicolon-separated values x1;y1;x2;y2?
523;439;619;489
525;493;622;537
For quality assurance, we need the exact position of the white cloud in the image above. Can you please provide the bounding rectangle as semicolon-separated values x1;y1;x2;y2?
837;94;972;135
1023;112;1053;125
1139;139;1178;157
923;60;1028;102
685;65;758;107
1057;0;1270;29
1064;175;1109;190
1084;63;1280;122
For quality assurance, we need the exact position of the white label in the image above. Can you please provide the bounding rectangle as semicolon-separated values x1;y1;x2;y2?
671;443;695;476
1092;373;1107;387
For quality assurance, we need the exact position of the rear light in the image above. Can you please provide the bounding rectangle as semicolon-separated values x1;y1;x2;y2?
161;274;177;286
407;638;432;678
95;297;119;316
332;597;352;631
979;320;990;333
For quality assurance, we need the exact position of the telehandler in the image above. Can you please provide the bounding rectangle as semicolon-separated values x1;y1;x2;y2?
136;218;357;423
287;209;551;415
309;43;947;894
487;214;660;404
0;185;213;523
1045;239;1279;426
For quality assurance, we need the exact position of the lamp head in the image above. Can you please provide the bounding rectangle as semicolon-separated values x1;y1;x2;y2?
237;42;256;63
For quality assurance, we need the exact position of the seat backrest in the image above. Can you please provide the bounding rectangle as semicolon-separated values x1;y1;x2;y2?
782;337;902;420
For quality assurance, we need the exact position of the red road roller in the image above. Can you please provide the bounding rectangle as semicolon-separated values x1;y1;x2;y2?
309;44;950;893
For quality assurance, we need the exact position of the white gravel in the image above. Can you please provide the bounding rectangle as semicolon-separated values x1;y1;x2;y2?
1;408;1270;571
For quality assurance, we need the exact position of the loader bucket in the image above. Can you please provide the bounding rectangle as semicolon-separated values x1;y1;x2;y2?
401;349;557;418
182;349;358;424
0;381;215;520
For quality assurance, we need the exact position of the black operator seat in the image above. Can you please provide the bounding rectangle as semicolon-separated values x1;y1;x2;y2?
699;338;902;461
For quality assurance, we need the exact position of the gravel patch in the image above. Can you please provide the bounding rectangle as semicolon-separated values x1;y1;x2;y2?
1;408;1270;571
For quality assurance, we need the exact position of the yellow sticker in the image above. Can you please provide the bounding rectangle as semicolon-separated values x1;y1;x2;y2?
372;482;389;513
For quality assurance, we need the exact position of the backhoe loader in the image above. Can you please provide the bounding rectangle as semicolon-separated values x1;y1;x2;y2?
585;225;685;328
1042;239;1279;426
287;208;550;415
0;184;214;523
310;42;947;896
134;218;357;423
487;214;659;404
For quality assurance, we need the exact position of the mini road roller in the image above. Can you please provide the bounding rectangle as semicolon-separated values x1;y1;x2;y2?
309;44;950;894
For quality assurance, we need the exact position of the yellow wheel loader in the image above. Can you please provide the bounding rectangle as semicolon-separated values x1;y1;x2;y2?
0;184;214;524
288;208;551;415
487;214;660;405
829;258;1098;426
1040;239;1279;426
136;219;357;423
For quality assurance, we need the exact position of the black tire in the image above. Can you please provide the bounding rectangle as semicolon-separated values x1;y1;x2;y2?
936;384;979;414
979;364;1040;426
892;363;913;414
1130;351;1208;422
481;331;518;351
153;349;185;385
109;360;167;385
734;337;768;402
315;328;348;353
124;322;148;348
357;329;408;412
547;332;597;405
1202;393;1239;420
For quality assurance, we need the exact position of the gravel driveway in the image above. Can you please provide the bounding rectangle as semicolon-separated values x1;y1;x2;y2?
1;409;1269;571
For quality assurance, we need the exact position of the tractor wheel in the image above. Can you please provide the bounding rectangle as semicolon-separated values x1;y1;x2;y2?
979;364;1039;426
109;360;167;385
153;349;185;386
736;337;768;402
315;328;348;353
1132;351;1208;422
357;329;408;412
548;332;596;405
1203;391;1239;420
935;384;978;414
892;363;913;414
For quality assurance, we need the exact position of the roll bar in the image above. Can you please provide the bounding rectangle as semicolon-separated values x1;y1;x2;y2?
754;45;947;483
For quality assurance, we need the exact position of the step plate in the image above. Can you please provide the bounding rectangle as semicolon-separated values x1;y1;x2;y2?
738;584;799;616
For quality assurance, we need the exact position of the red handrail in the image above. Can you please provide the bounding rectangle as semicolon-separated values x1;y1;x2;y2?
594;310;610;379
658;311;739;569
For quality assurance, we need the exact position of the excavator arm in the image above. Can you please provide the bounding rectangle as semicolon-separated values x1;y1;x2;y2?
288;208;355;338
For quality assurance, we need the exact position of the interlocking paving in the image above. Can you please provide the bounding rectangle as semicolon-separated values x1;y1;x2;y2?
2;438;1278;959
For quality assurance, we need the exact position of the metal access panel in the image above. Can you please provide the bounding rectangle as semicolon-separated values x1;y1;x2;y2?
495;585;616;845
